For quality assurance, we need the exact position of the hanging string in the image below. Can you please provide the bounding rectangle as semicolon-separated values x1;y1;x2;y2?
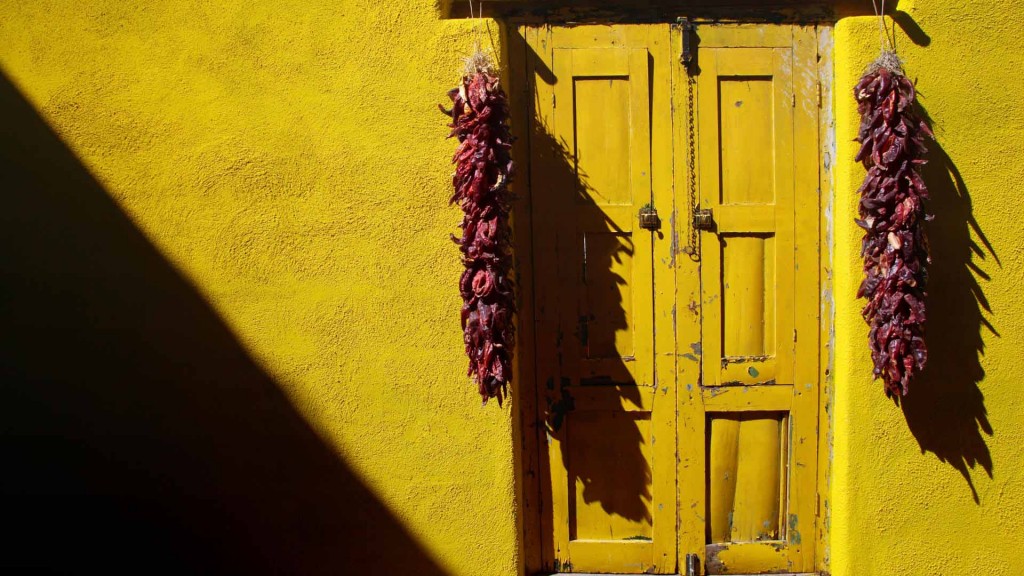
464;0;495;75
467;0;479;38
869;0;901;73
871;0;885;52
469;0;485;52
482;1;501;65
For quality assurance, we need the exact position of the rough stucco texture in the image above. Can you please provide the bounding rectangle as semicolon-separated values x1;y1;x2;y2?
3;0;1024;574
0;1;517;575
832;2;1024;575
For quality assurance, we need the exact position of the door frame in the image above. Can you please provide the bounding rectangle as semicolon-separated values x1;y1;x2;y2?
504;19;835;576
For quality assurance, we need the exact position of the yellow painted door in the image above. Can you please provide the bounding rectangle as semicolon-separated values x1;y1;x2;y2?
526;24;677;574
525;22;823;575
675;24;822;575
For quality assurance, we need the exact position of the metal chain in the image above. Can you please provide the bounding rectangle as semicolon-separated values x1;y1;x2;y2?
683;67;700;261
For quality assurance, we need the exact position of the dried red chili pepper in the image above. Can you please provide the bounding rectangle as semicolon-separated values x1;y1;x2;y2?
853;54;933;397
440;60;515;405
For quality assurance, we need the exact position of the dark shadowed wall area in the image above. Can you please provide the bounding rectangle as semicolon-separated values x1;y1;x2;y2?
0;1;517;574
0;71;447;575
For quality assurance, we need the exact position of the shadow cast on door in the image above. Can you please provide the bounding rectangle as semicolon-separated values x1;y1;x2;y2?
533;124;653;536
523;43;654;553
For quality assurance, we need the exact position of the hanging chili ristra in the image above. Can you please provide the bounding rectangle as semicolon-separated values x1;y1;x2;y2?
440;51;515;405
853;51;933;397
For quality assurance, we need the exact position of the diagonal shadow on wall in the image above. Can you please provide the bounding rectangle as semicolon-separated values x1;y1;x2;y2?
0;71;447;575
899;104;995;504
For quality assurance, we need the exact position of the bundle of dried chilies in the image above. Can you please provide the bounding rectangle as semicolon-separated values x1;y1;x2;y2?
441;51;515;405
853;51;932;397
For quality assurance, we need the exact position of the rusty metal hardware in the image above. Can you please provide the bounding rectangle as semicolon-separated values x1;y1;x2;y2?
685;553;700;576
677;17;696;68
679;17;700;260
693;207;714;231
638;205;661;231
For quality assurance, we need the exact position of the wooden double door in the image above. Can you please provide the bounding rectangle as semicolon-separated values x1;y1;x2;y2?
522;22;827;575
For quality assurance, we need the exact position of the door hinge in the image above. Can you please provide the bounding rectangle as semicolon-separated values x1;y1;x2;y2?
552;92;556;109
818;82;823;108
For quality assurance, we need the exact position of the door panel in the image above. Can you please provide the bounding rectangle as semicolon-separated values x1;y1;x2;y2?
685;24;821;574
698;45;795;389
528;25;676;574
525;22;823;575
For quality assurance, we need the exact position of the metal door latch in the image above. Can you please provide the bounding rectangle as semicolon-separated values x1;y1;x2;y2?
693;208;714;231
639;204;661;231
677;17;697;67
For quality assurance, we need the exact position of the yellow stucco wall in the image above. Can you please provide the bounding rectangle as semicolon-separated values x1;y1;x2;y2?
0;1;518;574
832;1;1024;574
2;0;1023;574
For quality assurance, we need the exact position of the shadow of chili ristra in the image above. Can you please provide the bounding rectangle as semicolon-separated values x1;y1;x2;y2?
899;103;995;505
519;37;655;559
